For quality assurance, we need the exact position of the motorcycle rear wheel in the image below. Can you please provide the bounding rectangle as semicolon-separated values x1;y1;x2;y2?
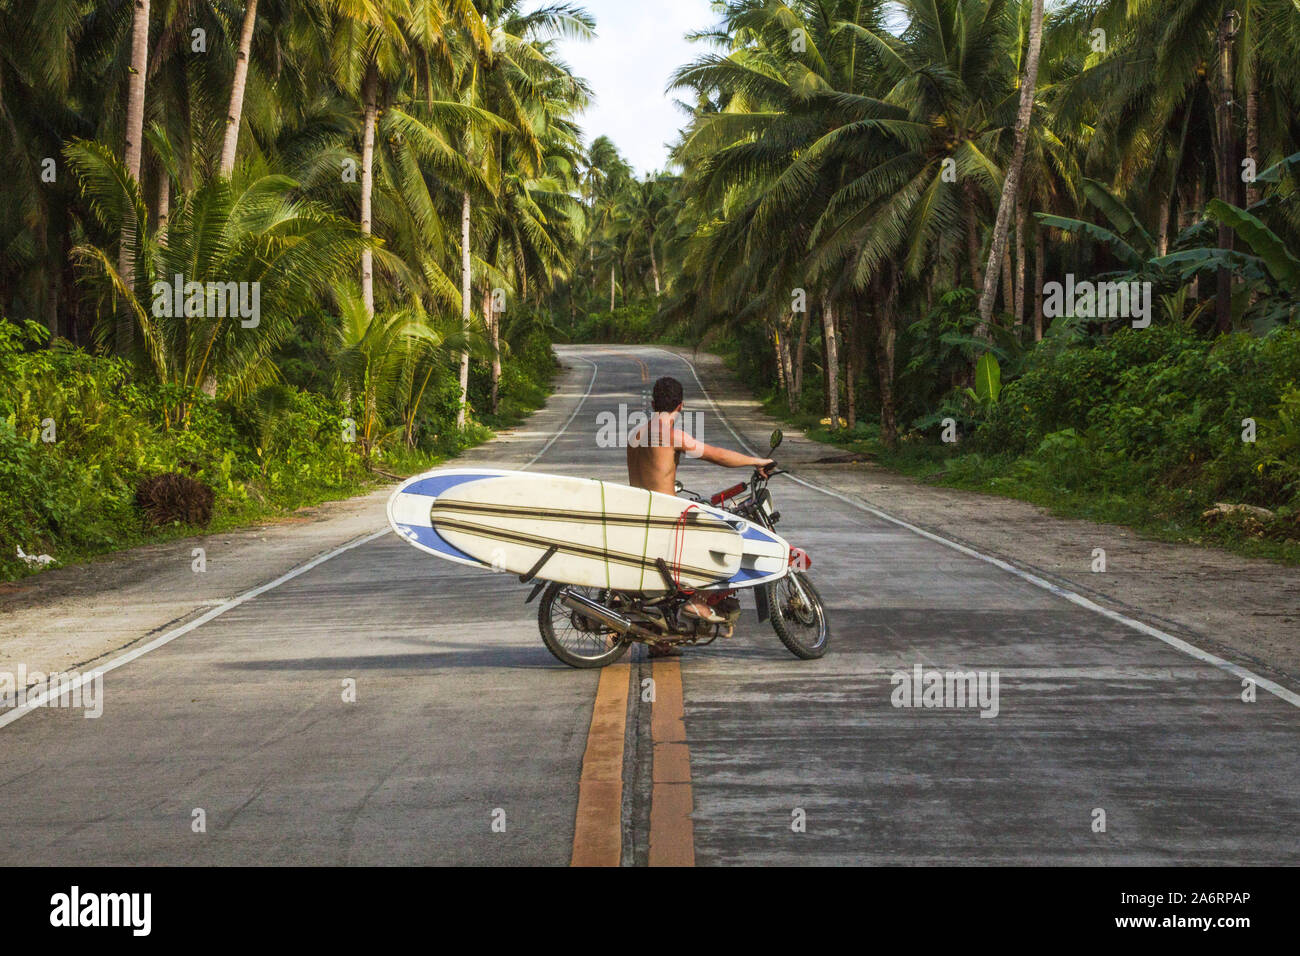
766;571;830;659
538;582;632;669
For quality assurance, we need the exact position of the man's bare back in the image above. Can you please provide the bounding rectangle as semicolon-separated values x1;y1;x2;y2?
626;413;685;495
625;377;774;497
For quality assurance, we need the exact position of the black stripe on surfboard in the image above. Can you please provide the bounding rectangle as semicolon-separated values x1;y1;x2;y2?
432;516;732;582
431;516;734;585
430;499;737;533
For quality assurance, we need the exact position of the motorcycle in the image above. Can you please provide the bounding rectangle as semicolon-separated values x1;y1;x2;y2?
524;430;831;668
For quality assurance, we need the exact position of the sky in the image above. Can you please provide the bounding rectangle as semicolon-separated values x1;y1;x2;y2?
551;0;722;177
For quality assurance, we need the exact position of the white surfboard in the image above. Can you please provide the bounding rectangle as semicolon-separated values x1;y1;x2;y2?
387;468;789;592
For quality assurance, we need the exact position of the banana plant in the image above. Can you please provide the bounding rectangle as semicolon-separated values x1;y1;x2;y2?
964;352;1002;408
1151;200;1300;331
1034;178;1158;273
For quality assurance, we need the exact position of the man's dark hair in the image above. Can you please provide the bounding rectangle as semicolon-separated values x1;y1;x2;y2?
651;376;684;412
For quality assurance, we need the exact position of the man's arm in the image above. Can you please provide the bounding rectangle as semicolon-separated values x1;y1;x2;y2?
674;428;773;471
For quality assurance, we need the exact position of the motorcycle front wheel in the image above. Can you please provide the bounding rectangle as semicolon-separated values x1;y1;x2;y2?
765;571;830;659
538;582;631;669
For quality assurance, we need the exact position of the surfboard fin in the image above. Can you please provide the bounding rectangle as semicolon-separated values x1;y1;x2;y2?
519;544;559;584
654;558;679;593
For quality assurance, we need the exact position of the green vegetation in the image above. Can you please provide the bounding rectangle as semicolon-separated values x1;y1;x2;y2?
541;0;1300;563
561;303;693;346
732;323;1300;564
1;1;583;580
1;318;555;579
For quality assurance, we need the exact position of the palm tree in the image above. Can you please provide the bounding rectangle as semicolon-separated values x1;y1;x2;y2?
66;140;369;419
577;135;633;307
326;0;412;318
675;0;1014;437
482;153;583;408
331;289;457;458
116;0;152;352
451;0;592;420
619;174;677;296
219;0;260;176
1061;0;1300;330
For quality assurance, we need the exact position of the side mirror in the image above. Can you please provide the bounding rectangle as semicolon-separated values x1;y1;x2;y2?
769;428;783;452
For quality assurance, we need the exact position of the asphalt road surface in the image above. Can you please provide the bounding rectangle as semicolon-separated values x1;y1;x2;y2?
3;344;1299;866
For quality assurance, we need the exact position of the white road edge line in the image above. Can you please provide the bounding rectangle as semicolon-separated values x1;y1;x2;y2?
524;355;598;470
2;355;601;732
0;529;389;730
655;346;1300;710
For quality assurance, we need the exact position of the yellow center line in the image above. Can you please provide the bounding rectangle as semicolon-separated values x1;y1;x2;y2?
596;347;650;385
649;658;695;867
571;663;631;866
572;347;691;866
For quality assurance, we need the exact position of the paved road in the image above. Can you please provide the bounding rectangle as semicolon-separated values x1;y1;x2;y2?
3;345;1298;865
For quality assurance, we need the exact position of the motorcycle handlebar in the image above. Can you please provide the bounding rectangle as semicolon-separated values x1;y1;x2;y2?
700;464;786;506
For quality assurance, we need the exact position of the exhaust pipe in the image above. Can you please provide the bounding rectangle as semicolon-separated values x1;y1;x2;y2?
560;590;655;639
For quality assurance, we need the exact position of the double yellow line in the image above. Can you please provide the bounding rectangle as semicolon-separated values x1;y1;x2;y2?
572;348;691;866
570;659;695;867
597;347;651;385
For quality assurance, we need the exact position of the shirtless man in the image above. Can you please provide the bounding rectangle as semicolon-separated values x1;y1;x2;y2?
627;375;774;632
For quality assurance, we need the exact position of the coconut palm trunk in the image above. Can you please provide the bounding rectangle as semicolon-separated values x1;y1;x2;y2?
1156;193;1171;257
772;325;788;396
1246;61;1260;207
821;296;839;430
117;0;151;353
1001;246;1014;317
779;321;794;410
1214;13;1238;333
484;280;501;414
844;318;856;430
1014;192;1026;325
794;308;809;401
977;0;1045;328
1034;225;1045;341
360;62;378;318
155;166;169;244
875;279;898;448
648;236;661;295
458;189;471;430
218;0;258;176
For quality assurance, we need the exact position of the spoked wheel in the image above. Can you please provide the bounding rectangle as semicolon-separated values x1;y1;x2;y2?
538;582;631;669
766;570;830;659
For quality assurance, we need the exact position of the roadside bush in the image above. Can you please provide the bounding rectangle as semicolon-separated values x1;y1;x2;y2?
565;303;692;345
964;325;1300;528
0;320;369;578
